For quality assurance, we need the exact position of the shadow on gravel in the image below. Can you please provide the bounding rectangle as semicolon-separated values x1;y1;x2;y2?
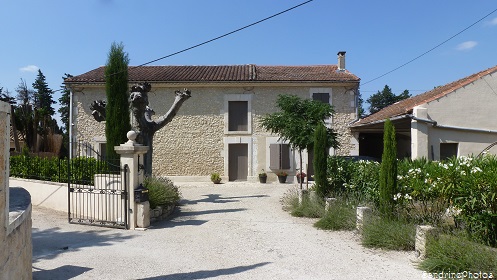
181;194;269;205
33;265;92;280
150;207;247;229
32;226;135;262
141;262;271;279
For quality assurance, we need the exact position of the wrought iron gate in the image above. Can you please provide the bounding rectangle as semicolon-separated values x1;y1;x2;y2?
68;141;129;229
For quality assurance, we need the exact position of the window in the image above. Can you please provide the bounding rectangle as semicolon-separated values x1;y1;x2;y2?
440;143;458;160
312;92;330;104
228;101;248;131
269;143;290;170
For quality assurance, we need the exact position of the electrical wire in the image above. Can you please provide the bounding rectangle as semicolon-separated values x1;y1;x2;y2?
361;7;497;86
106;0;314;77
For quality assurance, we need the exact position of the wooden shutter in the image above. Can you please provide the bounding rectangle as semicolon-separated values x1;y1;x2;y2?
228;101;248;131
269;144;290;169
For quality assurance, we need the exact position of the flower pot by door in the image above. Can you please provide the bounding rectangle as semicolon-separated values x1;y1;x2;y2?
278;175;287;183
259;176;267;183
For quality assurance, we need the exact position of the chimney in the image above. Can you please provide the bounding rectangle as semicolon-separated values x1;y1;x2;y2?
337;51;346;71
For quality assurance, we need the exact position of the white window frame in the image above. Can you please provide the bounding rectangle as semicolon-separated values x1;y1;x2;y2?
224;94;252;135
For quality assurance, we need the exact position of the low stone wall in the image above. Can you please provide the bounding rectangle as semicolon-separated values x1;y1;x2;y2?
10;178;67;213
1;188;32;280
150;204;176;223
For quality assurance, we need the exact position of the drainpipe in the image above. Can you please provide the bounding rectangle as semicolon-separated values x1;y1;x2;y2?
68;85;74;159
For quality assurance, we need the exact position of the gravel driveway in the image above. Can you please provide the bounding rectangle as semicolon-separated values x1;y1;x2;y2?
32;182;426;279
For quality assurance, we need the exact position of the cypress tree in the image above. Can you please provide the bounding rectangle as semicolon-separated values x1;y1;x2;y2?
105;42;130;159
313;122;328;197
379;119;397;218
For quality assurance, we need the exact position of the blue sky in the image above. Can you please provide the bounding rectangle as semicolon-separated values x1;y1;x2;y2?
1;0;497;121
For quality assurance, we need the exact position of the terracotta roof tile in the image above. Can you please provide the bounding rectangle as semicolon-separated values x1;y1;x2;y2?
65;65;360;84
353;64;497;126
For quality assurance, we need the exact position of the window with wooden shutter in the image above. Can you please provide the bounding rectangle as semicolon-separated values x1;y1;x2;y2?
269;143;291;169
312;92;330;104
228;101;248;131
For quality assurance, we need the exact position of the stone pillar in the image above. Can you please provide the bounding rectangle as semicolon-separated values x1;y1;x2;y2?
297;189;308;205
415;225;437;259
356;206;372;233
411;106;430;160
325;197;337;212
115;131;149;230
0;101;9;247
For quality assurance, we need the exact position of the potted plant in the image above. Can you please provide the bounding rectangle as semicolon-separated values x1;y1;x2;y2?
296;171;306;183
276;171;288;183
210;172;222;184
258;169;267;183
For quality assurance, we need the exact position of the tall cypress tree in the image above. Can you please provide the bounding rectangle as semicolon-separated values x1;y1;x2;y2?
313;122;328;197
105;42;130;159
379;119;397;218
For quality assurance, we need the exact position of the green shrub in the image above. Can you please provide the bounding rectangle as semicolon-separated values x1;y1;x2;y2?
314;199;356;231
348;159;380;206
327;156;355;195
10;155;109;184
210;172;221;183
291;194;325;218
281;190;324;218
419;232;497;275
144;176;181;209
362;215;415;251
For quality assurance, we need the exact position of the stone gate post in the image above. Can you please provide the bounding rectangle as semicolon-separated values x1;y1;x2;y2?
115;131;149;230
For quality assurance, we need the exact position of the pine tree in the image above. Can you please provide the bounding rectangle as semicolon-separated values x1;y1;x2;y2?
379;119;397;218
32;69;57;151
313;122;329;197
367;85;410;114
105;42;131;159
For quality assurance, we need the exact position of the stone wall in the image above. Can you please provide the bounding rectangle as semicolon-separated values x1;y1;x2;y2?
0;101;32;280
73;83;358;178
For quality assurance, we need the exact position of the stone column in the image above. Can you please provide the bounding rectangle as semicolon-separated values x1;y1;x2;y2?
356;206;372;233
411;106;430;160
415;225;437;259
115;131;149;230
0;101;9;245
325;197;337;212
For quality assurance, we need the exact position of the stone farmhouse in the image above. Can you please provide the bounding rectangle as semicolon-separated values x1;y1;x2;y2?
65;52;360;182
351;64;497;160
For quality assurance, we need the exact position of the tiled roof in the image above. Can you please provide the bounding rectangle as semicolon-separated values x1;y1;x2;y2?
65;65;360;84
353;64;497;126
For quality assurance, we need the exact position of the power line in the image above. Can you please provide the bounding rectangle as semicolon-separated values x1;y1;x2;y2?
129;0;314;70
361;7;497;86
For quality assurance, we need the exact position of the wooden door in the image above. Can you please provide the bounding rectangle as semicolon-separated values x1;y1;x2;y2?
229;144;248;181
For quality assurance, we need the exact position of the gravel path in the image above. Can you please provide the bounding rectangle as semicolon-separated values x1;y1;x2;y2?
32;182;426;279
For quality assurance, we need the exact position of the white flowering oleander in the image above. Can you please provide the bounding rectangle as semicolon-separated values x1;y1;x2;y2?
471;167;482;173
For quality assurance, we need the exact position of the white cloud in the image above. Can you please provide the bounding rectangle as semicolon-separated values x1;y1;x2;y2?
456;41;478;51
485;17;497;26
19;65;39;73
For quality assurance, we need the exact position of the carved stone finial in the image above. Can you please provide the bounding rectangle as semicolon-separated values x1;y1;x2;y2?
124;130;139;146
